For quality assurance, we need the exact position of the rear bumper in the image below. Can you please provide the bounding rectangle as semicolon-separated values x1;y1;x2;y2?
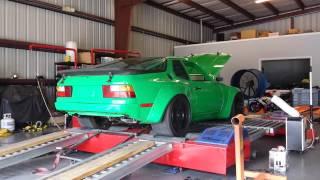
55;101;148;122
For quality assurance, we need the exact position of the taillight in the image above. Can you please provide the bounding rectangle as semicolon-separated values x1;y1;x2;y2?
56;86;72;97
102;85;136;98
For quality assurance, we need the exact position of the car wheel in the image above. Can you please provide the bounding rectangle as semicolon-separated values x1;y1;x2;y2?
230;93;244;118
151;95;191;137
249;100;263;113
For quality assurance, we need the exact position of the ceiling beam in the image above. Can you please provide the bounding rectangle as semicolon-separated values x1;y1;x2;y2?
214;4;320;32
144;0;214;29
294;0;305;10
219;0;255;20
132;26;196;44
193;14;211;19
161;0;180;6
180;7;197;13
263;2;280;15
178;0;234;24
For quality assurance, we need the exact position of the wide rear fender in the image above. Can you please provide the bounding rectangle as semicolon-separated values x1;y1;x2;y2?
143;85;190;124
216;86;240;119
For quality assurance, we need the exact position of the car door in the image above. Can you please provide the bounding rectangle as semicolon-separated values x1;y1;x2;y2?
183;61;224;115
203;79;224;113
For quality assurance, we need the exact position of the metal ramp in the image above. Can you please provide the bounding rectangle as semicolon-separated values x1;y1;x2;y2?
0;129;172;180
42;140;172;180
244;119;285;141
214;118;285;141
0;131;87;170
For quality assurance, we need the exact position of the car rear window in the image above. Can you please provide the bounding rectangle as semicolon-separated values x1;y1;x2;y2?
94;57;166;72
59;57;167;76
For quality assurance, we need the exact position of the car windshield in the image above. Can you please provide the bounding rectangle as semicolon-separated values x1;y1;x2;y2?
93;57;166;71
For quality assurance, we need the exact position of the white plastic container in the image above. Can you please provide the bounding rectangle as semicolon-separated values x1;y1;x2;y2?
1;113;15;132
269;146;288;174
65;41;77;62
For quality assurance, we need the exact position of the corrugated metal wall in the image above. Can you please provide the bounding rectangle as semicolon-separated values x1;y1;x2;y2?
131;32;183;57
131;3;214;56
295;12;320;32
222;11;320;40
2;0;320;76
0;0;214;78
39;0;114;20
0;0;115;79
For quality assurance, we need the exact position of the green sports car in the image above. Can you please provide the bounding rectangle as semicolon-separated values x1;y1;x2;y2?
55;53;243;136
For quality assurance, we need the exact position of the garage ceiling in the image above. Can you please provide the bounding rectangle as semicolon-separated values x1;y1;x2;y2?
145;0;320;31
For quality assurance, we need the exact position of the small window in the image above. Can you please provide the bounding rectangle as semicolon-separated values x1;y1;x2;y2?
173;60;189;80
147;61;167;72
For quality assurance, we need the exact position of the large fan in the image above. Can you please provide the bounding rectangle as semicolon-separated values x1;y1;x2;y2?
231;69;269;99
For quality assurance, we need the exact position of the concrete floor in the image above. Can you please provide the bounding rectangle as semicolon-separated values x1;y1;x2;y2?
0;127;319;180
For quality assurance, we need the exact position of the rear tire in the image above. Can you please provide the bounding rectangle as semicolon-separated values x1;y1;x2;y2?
229;93;244;118
151;95;191;137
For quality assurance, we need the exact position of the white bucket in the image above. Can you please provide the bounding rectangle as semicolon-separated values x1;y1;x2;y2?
65;41;77;62
1;113;15;132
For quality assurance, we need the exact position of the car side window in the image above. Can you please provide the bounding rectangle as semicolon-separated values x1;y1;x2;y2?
183;61;208;81
172;60;189;80
146;60;167;72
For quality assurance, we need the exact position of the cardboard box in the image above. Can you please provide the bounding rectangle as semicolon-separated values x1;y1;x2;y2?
78;52;92;64
230;32;240;40
241;29;257;39
288;28;300;34
259;31;271;37
268;32;280;37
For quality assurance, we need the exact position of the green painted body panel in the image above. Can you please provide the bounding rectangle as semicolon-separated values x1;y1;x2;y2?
55;53;239;124
186;53;231;79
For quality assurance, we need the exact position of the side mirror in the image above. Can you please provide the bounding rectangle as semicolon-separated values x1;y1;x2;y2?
216;76;224;82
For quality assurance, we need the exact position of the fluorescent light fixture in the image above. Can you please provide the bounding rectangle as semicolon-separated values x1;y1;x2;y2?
213;65;224;68
255;0;270;3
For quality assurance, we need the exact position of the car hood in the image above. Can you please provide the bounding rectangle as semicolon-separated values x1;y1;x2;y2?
185;53;231;78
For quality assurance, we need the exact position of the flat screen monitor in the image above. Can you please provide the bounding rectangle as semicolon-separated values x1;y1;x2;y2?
261;58;310;89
